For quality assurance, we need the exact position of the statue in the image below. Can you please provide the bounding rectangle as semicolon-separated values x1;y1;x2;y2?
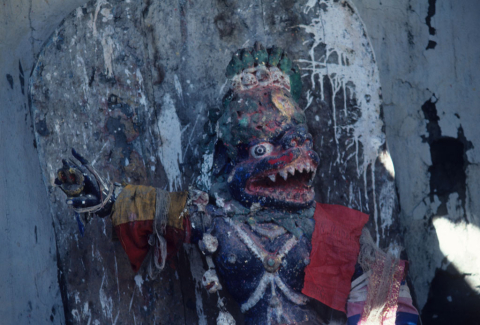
55;44;419;325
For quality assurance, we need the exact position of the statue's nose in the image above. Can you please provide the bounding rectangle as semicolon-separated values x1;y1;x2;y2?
282;126;313;149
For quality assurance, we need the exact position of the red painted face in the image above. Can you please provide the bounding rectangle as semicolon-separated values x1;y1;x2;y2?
221;86;320;208
242;127;318;205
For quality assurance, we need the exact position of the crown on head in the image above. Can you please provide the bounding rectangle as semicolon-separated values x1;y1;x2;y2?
225;42;302;102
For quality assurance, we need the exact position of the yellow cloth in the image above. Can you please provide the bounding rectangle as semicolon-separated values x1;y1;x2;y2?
111;185;188;229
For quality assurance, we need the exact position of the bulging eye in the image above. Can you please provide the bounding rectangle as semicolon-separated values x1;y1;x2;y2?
250;143;273;158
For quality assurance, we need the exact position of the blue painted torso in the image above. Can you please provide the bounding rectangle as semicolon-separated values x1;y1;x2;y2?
211;217;323;324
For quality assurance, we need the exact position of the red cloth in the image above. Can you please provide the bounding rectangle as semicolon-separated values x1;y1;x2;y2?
302;203;369;312
115;218;190;272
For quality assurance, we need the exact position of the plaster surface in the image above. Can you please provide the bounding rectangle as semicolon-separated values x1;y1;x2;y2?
1;1;88;324
1;0;479;324
28;0;398;323
353;0;480;322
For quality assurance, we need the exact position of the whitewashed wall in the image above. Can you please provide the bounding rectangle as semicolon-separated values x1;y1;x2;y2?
353;0;480;322
1;0;479;324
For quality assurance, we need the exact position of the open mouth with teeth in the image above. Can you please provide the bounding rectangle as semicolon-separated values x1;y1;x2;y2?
245;158;317;204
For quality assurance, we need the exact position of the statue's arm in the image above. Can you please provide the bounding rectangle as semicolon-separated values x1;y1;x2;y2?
55;149;209;274
55;149;116;218
111;184;190;273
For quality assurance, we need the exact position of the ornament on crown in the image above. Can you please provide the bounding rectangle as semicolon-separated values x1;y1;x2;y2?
226;42;303;102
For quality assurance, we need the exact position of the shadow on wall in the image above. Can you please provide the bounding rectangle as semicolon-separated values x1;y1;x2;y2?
422;219;480;325
417;96;480;324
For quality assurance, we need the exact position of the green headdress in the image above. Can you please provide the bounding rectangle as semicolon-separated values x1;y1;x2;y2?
224;42;303;106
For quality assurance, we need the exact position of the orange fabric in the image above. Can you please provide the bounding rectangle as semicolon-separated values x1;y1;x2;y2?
111;185;156;227
302;203;369;312
111;185;188;229
111;185;189;272
165;191;189;230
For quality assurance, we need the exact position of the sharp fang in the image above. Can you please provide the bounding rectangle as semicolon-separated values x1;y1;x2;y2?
287;167;295;175
297;164;304;173
268;174;276;182
279;170;288;180
306;163;311;172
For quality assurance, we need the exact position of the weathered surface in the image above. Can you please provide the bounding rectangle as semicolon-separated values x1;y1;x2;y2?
29;0;399;323
2;0;479;323
0;0;88;324
353;0;480;323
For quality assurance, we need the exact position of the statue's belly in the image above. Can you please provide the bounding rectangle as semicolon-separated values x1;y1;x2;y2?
212;217;322;324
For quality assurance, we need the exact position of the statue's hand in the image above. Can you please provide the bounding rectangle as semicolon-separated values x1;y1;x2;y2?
54;152;101;210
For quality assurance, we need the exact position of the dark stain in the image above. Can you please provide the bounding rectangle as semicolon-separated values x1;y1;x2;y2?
214;13;234;38
421;96;441;142
265;1;301;31
33;138;37;149
179;0;188;44
55;235;71;325
421;96;473;219
429;137;466;205
142;0;152;18
98;72;116;85
108;93;118;105
35;225;38;243
35;118;50;136
6;74;13;89
50;306;56;322
422;265;480;325
19;61;25;95
408;29;415;46
106;116;130;157
43;87;50;101
407;1;415;13
55;28;65;51
88;67;95;87
425;0;437;36
341;0;355;14
153;56;165;85
28;87;32;111
426;40;437;50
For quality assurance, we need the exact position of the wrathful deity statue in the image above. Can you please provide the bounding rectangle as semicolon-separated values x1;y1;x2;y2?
55;44;419;325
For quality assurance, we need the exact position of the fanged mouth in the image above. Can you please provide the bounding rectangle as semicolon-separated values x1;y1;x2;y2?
246;158;317;203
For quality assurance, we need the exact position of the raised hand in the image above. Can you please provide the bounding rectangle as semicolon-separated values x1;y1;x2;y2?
55;151;101;208
55;149;116;220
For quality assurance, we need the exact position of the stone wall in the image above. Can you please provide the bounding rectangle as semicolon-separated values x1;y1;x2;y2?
28;0;399;323
0;1;88;324
353;1;480;323
1;0;479;324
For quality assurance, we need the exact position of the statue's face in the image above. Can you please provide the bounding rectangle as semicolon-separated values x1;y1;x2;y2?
224;87;320;209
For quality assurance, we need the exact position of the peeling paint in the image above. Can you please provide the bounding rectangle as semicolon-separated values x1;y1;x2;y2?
99;274;114;322
185;244;207;325
298;0;387;242
157;94;183;191
134;274;143;294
